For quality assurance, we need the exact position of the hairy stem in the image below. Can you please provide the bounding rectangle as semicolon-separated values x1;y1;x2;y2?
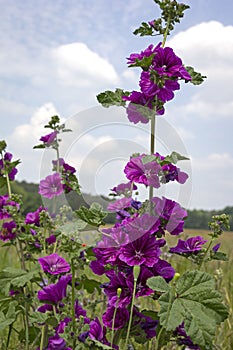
162;17;171;48
149;114;156;214
71;259;76;349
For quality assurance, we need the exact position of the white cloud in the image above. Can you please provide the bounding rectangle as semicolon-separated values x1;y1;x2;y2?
168;21;233;119
52;42;119;86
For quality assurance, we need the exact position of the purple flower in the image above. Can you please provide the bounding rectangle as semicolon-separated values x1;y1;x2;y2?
102;306;129;330
127;44;160;66
89;317;106;342
107;197;132;211
140;71;180;102
119;233;161;267
38;253;70;275
0;152;18;180
111;181;137;195
40;131;58;145
175;323;201;349
151;45;191;81
170;236;207;254
162;163;188;184
46;234;56;245
55;317;72;334
0;195;20;220
0;221;16;241
75;300;89;323
124;155;162;188
37;304;53;313
133;309;158;339
38;274;71;304
122;91;164;124
152;196;187;235
104;270;134;307
47;334;68;350
39;173;64;199
212;243;221;253
25;206;47;226
150;259;175;282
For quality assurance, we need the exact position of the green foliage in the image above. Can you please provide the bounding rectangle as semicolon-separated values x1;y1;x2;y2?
0;301;18;331
186;66;207;85
96;88;130;108
147;270;228;349
0;267;40;295
75;202;107;227
134;0;190;37
142;151;189;165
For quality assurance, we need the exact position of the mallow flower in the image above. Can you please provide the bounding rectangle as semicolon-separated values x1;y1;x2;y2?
169;236;207;255
38;253;70;275
39;173;64;199
38;274;71;304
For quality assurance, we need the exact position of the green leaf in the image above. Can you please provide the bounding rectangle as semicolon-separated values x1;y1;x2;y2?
0;267;40;295
163;151;189;165
33;144;46;149
89;340;113;349
29;312;49;324
75;203;107;227
141;155;157;165
185;66;207;85
133;22;154;36
147;276;170;293
96;88;130;108
0;301;17;331
210;251;228;261
157;270;228;349
129;55;155;70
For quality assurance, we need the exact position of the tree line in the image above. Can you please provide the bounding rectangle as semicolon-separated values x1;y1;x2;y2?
1;181;232;230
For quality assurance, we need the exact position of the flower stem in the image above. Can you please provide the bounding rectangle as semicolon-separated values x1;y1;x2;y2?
149;114;156;214
125;266;140;349
162;17;171;48
40;325;46;350
111;288;121;348
199;236;214;270
71;259;76;349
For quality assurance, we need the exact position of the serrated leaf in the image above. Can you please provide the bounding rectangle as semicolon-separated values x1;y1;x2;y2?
157;270;228;349
147;276;170;293
185;66;207;85
96;88;130;108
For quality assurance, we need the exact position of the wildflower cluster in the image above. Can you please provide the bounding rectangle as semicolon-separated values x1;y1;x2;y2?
0;1;230;350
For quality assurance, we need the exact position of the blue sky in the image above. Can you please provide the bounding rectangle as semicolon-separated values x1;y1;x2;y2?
0;0;233;210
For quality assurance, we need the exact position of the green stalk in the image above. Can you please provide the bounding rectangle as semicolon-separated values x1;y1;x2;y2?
71;259;76;349
6;324;12;350
1;151;12;197
125;266;140;349
149;113;156;215
198;236;215;270
111;288;121;348
40;325;46;350
162;17;171;48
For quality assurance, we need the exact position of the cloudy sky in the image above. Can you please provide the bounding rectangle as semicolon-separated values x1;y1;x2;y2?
0;0;233;210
